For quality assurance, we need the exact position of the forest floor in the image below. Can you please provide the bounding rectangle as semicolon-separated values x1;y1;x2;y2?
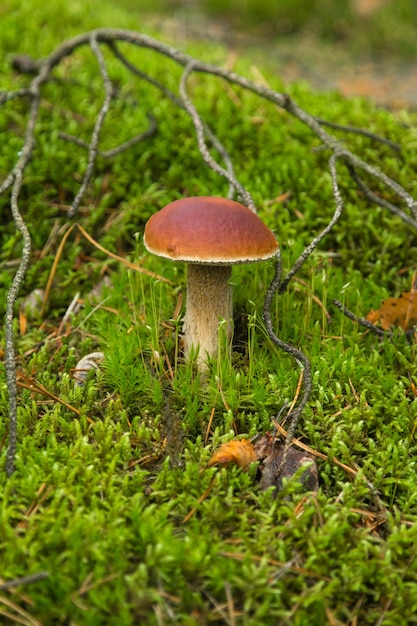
2;2;417;623
143;3;417;109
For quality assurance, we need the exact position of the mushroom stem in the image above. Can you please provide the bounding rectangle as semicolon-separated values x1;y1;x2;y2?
183;264;233;368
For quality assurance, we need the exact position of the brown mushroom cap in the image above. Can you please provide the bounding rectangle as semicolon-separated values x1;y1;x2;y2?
143;196;279;264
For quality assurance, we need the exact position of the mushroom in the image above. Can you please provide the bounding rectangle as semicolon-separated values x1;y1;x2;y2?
143;196;279;369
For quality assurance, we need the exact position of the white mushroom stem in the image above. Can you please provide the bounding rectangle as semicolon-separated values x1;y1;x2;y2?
182;264;233;368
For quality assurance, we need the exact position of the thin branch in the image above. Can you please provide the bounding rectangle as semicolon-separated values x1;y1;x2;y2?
179;61;256;210
68;34;114;218
58;112;157;159
107;43;238;199
263;248;313;479
0;87;33;105
333;300;389;337
5;172;33;476
279;152;344;294
345;163;417;229
281;95;417;220
314;117;401;151
4;90;41;475
0;572;49;591
262;157;345;479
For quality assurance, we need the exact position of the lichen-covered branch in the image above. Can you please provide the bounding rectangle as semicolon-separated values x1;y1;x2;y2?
279;153;345;294
68;34;114;218
179;61;256;211
263;249;313;479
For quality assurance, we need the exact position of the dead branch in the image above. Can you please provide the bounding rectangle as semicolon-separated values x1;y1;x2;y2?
262;153;345;479
263;249;313;480
58;112;157;158
68;33;115;218
179;61;256;211
0;571;49;591
106;44;239;200
313;116;401;151
333;300;389;337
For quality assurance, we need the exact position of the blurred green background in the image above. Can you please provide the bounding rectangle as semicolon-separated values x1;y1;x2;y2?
122;0;417;59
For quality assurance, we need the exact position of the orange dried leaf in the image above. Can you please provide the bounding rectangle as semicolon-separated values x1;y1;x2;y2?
366;291;417;331
207;439;258;470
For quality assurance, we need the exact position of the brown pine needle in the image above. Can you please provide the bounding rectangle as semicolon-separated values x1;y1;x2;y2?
205;406;216;445
348;377;361;404
17;483;54;529
0;595;42;626
40;223;172;319
76;224;172;283
41;223;75;316
286;370;304;417
218;551;331;582
293;277;332;324
182;476;217;524
17;374;95;424
272;419;364;481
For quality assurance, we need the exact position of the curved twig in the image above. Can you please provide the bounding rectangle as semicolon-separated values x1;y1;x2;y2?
345;163;417;229
179;61;256;211
107;42;238;200
68;34;114;218
263;249;312;479
279;153;345;294
333;300;389;338
58;112;157;158
314;116;401;151
262;153;345;476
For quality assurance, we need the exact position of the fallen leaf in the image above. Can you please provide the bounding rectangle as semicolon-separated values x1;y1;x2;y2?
208;434;319;494
259;446;319;494
366;290;417;331
207;439;258;470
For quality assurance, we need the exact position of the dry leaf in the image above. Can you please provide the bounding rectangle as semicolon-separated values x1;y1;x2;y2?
207;433;319;495
366;290;417;331
207;439;258;470
259;446;319;494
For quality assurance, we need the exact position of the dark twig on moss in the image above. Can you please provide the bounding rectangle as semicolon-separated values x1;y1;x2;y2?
279;153;344;294
333;300;389;337
3;92;41;476
107;43;238;200
5;172;32;477
58;113;157;159
0;571;50;591
180;61;256;211
262;154;345;479
314;117;401;152
345;163;417;230
263;249;313;480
